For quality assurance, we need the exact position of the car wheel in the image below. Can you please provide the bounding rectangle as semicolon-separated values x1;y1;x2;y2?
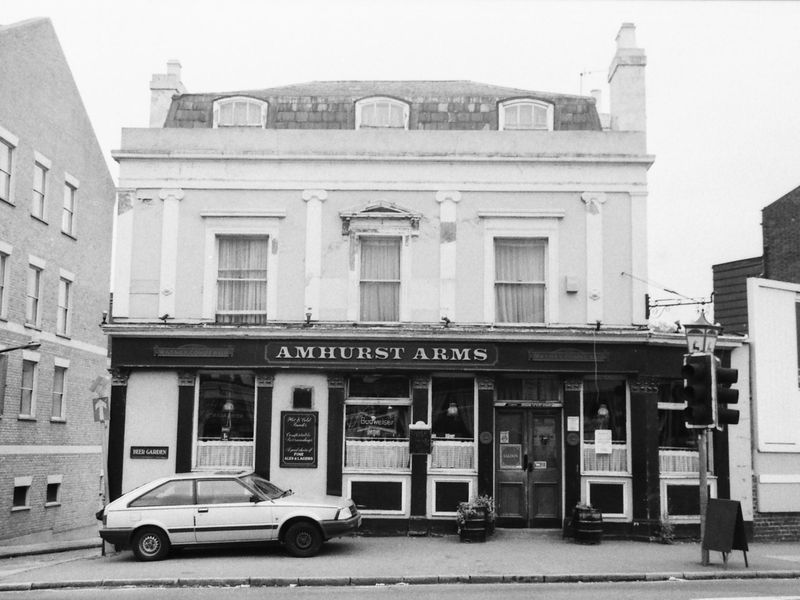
132;527;170;561
284;521;323;557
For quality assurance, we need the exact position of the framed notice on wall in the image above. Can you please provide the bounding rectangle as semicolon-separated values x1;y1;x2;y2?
280;411;318;468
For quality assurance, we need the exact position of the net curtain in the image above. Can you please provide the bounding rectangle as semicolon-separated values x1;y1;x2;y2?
360;237;401;321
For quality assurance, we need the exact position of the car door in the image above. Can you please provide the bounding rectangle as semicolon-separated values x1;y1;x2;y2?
126;479;196;545
193;478;275;544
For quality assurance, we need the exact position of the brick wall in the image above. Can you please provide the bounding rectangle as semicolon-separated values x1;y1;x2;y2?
762;185;800;284
751;475;800;541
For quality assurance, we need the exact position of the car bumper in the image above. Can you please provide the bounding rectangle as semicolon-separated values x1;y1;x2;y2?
320;513;361;539
98;527;133;547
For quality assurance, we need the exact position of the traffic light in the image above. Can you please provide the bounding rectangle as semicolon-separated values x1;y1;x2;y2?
714;357;739;427
682;354;714;428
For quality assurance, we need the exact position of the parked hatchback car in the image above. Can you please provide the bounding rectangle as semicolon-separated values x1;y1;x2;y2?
96;472;361;560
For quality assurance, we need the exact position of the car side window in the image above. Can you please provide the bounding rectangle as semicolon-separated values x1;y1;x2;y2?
129;480;195;507
196;479;254;504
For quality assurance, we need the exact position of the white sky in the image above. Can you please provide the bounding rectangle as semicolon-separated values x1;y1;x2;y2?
5;0;800;323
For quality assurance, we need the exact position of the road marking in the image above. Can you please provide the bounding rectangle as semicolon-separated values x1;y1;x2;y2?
694;597;800;600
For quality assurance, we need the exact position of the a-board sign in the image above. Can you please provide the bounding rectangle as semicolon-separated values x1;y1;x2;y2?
130;446;169;459
280;411;318;468
703;498;749;565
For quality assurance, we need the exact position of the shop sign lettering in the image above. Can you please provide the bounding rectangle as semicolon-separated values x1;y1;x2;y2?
266;342;496;365
130;446;169;459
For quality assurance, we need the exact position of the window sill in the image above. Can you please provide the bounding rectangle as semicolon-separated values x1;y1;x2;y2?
18;415;36;421
10;506;30;513
23;323;41;331
55;333;71;340
0;197;14;207
45;502;61;508
61;231;77;241
50;417;66;423
30;215;48;225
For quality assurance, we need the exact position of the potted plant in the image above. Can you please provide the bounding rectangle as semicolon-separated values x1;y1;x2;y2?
456;495;496;542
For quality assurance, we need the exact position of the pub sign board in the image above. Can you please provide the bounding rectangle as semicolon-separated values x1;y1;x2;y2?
280;411;318;468
130;446;169;459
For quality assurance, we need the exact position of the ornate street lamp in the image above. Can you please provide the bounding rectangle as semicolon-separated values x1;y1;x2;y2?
684;310;721;354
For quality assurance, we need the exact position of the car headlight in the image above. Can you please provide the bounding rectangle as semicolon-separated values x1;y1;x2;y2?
336;504;355;520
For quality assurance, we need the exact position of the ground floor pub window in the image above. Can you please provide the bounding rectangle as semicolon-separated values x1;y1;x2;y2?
196;371;255;469
431;377;475;469
345;375;410;469
582;378;628;473
658;380;704;475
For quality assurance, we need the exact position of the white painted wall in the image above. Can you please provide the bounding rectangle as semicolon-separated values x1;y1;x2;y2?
748;277;800;512
121;371;179;493
269;373;330;497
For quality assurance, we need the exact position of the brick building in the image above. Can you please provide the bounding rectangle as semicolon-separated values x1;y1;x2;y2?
107;24;751;539
713;183;800;540
0;19;115;542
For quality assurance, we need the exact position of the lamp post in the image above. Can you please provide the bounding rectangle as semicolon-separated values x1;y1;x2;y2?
683;310;720;566
0;340;41;354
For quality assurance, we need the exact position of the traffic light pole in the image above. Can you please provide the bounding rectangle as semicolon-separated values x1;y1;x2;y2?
698;429;709;566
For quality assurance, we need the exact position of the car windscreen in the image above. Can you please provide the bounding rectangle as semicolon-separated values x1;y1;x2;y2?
241;474;285;500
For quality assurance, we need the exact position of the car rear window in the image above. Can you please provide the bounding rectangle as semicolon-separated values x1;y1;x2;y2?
129;480;195;507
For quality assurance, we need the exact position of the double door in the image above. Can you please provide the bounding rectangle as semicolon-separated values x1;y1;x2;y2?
495;408;561;528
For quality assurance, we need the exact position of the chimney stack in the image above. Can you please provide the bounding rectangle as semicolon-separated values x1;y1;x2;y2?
607;23;646;134
149;59;185;128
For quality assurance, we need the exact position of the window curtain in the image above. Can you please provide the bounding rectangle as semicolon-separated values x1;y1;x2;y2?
495;238;545;323
431;378;475;439
360;237;400;321
217;237;268;324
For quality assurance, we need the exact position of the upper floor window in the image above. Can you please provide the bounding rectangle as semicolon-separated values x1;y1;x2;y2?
216;236;269;325
20;358;37;418
499;99;554;131
213;97;267;128
494;238;546;323
360;237;401;322
32;162;47;220
62;175;78;237
51;365;67;420
26;263;43;327
0;247;8;320
355;97;409;130
0;138;13;204
57;275;73;336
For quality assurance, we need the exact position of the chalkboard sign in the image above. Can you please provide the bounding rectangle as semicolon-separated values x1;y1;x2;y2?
280;411;318;468
703;498;749;566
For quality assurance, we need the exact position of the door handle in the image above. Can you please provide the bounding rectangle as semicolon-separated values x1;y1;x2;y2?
197;508;209;513
523;453;528;471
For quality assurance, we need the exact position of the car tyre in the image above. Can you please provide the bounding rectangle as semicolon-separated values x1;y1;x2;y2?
284;521;323;557
132;526;170;561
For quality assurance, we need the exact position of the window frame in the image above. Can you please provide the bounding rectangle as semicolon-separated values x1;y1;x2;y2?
62;173;79;237
493;237;548;324
25;256;46;329
12;476;33;511
358;235;403;323
348;232;412;323
57;271;74;337
482;215;560;324
214;235;270;325
31;152;51;221
580;377;632;476
45;475;63;507
0;125;18;205
0;241;10;320
202;220;281;323
212;96;268;128
355;96;410;130
19;353;39;419
51;360;69;421
498;99;555;131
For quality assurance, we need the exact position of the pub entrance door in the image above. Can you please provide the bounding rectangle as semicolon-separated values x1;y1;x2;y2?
495;408;561;527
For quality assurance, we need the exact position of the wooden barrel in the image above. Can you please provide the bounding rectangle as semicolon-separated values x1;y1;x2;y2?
573;506;602;544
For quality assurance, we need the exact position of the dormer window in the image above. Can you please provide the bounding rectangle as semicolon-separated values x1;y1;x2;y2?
355;97;409;130
213;97;267;128
499;99;554;131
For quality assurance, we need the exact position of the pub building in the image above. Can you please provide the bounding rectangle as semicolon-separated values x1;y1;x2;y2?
105;23;752;539
106;331;745;537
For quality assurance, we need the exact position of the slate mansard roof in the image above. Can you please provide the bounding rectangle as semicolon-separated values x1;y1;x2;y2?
164;80;602;131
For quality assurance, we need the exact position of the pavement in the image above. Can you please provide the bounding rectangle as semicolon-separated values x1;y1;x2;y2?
1;528;800;592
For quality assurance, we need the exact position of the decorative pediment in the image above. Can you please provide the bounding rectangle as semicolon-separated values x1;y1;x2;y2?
339;201;421;236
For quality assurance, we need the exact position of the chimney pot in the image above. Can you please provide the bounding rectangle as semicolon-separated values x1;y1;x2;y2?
616;22;637;49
